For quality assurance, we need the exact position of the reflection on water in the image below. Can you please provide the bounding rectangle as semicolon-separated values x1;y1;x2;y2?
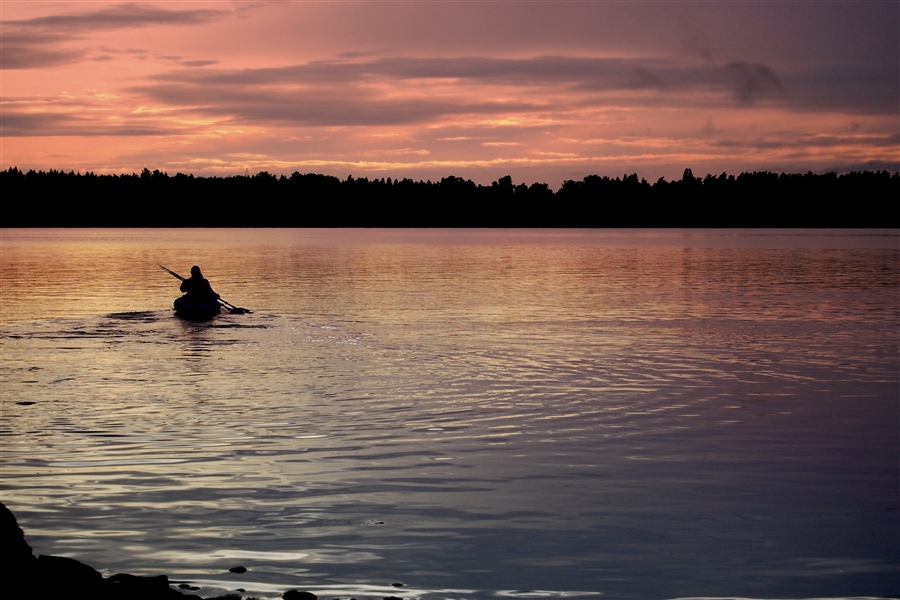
1;229;898;600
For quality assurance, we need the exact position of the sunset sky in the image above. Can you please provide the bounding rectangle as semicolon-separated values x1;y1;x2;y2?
2;1;898;185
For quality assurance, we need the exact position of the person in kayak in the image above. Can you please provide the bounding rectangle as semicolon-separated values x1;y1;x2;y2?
180;266;220;303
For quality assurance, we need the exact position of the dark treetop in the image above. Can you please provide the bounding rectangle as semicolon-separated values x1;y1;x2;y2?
2;167;897;227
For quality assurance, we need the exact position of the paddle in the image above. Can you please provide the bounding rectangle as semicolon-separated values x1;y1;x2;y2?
159;264;251;314
218;299;251;314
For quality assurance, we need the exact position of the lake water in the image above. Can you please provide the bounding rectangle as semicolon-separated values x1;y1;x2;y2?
1;228;897;600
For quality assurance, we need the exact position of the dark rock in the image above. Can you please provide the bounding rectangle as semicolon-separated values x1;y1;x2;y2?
383;596;403;600
1;503;199;600
38;554;103;584
391;582;405;587
105;572;185;599
16;401;36;405
0;504;37;599
108;572;169;587
37;553;106;597
283;591;318;600
0;502;36;568
1;503;360;600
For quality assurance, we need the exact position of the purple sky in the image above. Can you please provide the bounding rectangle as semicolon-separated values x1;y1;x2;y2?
2;1;897;185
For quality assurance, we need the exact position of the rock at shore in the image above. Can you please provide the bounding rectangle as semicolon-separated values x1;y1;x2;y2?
283;591;317;600
3;501;198;599
1;502;330;600
1;501;36;569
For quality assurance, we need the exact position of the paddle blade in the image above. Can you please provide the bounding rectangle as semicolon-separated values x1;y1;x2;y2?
218;300;251;314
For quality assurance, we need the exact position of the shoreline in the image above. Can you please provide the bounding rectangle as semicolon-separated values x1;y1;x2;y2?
2;168;897;228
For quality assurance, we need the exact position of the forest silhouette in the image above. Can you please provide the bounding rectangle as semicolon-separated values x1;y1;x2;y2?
2;167;896;227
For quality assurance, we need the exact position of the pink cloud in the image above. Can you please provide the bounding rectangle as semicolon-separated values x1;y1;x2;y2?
1;2;896;183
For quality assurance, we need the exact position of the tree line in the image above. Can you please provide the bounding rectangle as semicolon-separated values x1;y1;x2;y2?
1;167;896;227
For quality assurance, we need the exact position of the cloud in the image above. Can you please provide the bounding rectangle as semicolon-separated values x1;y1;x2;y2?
0;3;227;70
0;43;87;70
2;3;226;32
5;45;892;171
131;81;539;127
721;62;782;104
127;54;786;131
713;132;900;151
181;60;219;68
127;50;899;133
786;65;900;115
151;55;704;91
0;110;181;137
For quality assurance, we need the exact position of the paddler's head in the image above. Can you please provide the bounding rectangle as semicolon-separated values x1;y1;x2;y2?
191;266;201;277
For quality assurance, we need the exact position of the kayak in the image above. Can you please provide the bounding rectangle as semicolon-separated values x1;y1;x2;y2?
173;296;221;320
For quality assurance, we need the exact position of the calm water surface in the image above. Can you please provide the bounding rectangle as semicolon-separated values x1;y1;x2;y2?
1;229;898;600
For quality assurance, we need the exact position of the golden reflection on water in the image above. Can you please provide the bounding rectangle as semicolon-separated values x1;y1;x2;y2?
1;229;898;599
2;228;897;325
